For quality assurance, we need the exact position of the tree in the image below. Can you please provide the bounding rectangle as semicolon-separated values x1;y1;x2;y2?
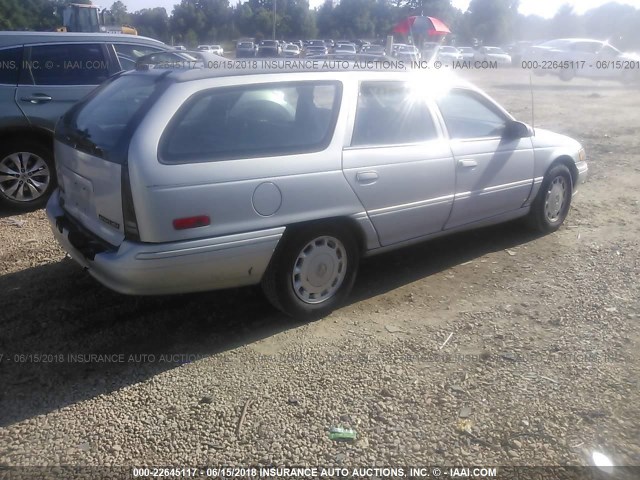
108;1;129;25
549;4;583;39
130;7;171;42
466;0;519;44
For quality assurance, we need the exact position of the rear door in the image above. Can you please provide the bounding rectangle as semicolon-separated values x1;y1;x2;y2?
16;43;112;132
342;81;455;247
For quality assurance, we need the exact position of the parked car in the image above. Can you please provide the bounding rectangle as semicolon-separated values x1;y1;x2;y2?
457;46;476;60
475;46;512;66
334;43;357;55
436;46;462;65
282;44;301;58
395;45;421;61
524;38;639;82
173;45;186;51
304;45;328;57
391;43;406;56
47;65;588;317
209;44;224;56
361;44;386;56
257;40;280;57
0;31;169;209
235;41;256;58
504;41;534;64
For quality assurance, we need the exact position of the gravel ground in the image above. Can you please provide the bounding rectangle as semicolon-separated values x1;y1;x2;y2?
0;68;639;470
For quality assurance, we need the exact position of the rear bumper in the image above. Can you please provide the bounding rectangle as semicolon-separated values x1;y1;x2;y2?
46;191;284;295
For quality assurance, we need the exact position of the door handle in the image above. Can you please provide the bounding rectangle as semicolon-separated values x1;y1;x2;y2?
458;159;478;168
356;171;379;184
20;94;52;104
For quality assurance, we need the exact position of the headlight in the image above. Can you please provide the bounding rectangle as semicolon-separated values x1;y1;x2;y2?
578;148;587;162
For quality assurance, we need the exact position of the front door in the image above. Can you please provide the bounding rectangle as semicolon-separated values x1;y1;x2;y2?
436;89;534;229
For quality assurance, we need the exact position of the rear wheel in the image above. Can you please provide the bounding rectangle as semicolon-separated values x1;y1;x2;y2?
0;141;55;210
527;164;573;233
262;224;359;318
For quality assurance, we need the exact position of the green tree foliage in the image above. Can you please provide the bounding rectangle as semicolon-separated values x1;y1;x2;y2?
466;0;519;45
0;0;639;50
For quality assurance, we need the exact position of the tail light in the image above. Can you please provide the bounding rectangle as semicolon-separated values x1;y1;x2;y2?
121;165;140;241
172;216;210;230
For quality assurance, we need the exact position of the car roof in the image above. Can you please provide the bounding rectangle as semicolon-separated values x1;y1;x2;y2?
0;31;166;48
130;62;475;90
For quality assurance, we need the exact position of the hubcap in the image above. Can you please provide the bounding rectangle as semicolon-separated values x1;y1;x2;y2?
292;236;347;304
544;176;568;222
0;152;50;203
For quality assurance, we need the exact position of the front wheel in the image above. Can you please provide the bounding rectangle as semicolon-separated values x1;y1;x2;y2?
527;164;573;233
261;224;359;318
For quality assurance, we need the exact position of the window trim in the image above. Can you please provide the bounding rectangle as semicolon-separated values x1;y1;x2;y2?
436;88;512;141
349;80;442;149
158;80;343;165
0;45;24;86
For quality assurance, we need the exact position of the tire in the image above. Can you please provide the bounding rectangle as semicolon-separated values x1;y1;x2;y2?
527;164;573;233
0;140;56;211
262;224;359;318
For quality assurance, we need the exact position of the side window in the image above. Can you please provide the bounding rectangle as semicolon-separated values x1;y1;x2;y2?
114;44;164;71
0;47;23;85
25;44;110;86
161;82;341;163
436;89;507;139
351;81;438;147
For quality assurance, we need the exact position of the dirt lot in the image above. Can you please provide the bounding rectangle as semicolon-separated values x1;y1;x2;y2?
0;68;639;470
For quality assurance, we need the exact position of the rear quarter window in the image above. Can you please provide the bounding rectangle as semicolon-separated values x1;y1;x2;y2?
160;81;342;163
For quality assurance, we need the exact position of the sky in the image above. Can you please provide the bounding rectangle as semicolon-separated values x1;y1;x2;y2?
121;0;640;17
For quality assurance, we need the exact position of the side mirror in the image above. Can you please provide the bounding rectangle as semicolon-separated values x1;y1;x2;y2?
504;120;532;139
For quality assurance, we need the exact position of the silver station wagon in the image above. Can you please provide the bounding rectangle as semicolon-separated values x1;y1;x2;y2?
47;66;588;317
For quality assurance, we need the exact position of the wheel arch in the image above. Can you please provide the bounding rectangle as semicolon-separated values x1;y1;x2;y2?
548;155;579;187
0;126;54;153
280;215;369;255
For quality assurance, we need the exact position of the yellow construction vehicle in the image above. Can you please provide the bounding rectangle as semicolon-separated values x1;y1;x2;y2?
56;3;138;35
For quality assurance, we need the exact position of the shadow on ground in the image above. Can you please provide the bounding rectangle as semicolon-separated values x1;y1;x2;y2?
0;220;542;427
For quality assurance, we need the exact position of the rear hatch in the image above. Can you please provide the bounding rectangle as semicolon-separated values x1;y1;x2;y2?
55;73;164;246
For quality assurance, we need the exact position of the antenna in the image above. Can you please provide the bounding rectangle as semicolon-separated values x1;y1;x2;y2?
529;72;536;136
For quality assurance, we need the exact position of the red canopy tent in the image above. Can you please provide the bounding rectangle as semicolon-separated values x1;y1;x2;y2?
393;16;451;37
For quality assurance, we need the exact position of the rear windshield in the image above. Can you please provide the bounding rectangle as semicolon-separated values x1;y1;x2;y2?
60;74;161;162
